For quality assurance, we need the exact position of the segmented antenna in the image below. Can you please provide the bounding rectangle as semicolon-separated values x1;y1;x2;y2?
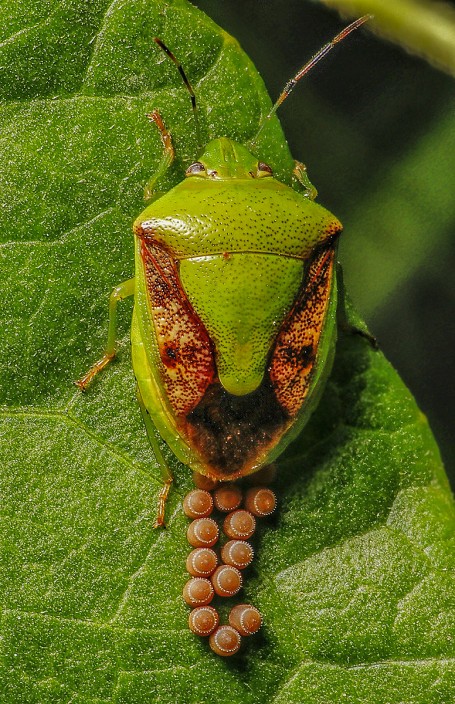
154;37;202;149
250;15;372;147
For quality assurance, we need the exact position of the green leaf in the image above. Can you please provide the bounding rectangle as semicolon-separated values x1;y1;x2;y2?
1;1;454;703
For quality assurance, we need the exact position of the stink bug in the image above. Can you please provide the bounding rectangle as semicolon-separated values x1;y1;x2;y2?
76;16;372;527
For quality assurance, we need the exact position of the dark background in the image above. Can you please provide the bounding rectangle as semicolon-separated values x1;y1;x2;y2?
192;0;455;486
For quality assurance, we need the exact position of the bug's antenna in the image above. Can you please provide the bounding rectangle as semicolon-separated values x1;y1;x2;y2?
250;15;372;147
154;37;202;150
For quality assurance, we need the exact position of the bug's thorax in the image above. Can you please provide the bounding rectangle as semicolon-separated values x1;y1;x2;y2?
133;138;342;261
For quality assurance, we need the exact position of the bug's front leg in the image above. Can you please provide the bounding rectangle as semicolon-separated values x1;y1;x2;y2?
293;161;318;200
136;386;174;528
144;109;175;201
75;278;135;390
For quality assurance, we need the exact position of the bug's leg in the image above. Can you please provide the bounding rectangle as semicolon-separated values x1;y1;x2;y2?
136;386;174;528
293;161;318;201
336;264;379;349
75;278;135;390
144;109;175;201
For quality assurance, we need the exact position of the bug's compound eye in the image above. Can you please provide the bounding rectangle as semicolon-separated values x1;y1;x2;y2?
257;161;273;178
185;161;206;177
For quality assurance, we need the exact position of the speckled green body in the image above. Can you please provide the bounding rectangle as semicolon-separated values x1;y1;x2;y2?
132;139;342;479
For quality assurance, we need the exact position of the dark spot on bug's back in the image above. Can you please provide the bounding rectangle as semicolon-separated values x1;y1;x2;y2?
186;379;288;475
163;343;179;368
281;344;314;367
297;345;314;367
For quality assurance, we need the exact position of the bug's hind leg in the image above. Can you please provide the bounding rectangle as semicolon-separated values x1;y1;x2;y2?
136;386;174;528
336;263;378;349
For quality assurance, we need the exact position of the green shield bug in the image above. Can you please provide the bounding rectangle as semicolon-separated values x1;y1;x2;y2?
77;15;373;653
77;15;372;522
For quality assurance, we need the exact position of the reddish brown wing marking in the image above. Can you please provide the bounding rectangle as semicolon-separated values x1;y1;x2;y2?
269;243;335;417
141;240;216;417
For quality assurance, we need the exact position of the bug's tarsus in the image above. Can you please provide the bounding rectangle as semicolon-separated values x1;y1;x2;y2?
336;263;379;349
338;319;379;349
350;326;379;349
154;478;174;528
146;109;175;163
74;352;115;391
154;37;202;150
293;160;318;200
250;14;372;147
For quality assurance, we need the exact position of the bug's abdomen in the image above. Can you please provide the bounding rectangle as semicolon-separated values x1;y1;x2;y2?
138;235;336;480
185;377;288;476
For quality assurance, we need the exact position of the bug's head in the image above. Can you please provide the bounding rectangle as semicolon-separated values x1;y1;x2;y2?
185;138;273;181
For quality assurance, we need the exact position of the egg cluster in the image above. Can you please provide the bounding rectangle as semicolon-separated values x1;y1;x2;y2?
182;466;277;656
